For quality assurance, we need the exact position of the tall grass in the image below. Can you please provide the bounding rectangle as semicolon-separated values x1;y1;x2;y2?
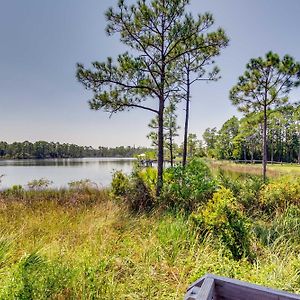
1;187;300;299
209;159;300;177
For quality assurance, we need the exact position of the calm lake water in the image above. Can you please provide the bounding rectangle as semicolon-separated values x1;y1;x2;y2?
0;158;135;189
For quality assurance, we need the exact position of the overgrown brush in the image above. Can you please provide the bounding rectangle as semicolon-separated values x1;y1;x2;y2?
161;159;216;211
191;187;252;260
1;162;300;298
217;170;264;212
0;183;109;207
254;205;300;247
111;168;155;212
259;176;300;213
111;159;216;212
1;194;300;299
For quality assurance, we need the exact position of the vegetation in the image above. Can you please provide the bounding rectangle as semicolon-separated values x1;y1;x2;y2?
161;159;216;211
0;141;151;159
177;11;228;167
1;159;300;298
76;0;228;195
203;104;300;165
259;176;300;213
3;0;300;298
147;102;180;167
191;187;251;260
209;160;300;179
229;52;300;180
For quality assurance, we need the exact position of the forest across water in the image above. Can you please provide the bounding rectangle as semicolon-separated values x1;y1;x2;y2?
0;141;151;159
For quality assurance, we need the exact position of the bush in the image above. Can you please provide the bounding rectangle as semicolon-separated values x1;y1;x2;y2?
161;159;216;211
126;170;155;212
1;252;73;299
191;187;251;260
217;171;264;212
111;169;154;212
217;170;243;195
259;177;300;213
111;171;130;198
138;167;157;197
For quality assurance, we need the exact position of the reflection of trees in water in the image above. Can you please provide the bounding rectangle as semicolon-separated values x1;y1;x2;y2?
0;158;135;167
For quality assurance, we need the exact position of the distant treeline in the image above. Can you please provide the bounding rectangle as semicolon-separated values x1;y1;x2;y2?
0;141;151;159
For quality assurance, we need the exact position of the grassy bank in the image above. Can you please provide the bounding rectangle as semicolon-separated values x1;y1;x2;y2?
208;159;300;177
1;183;300;299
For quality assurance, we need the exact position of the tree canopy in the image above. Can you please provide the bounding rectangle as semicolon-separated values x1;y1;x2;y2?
229;52;300;179
203;104;300;164
77;0;228;195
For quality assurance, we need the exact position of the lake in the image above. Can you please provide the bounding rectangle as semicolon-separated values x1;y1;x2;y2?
0;158;135;189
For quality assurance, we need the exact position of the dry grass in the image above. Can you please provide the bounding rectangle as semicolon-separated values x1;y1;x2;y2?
0;189;300;298
208;159;300;178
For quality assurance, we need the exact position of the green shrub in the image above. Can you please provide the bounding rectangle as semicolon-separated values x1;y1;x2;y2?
217;170;243;195
126;170;155;212
161;159;216;211
111;171;130;198
259;177;300;213
191;187;251;260
111;169;154;212
238;176;264;209
217;171;264;212
138;167;157;197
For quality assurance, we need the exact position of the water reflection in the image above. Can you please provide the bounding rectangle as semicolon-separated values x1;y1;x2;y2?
0;157;135;167
0;158;135;189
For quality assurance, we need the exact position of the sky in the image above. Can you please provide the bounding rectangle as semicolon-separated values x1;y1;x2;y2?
1;0;300;148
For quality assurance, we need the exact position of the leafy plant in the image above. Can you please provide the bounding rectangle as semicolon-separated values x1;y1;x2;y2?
162;159;216;211
138;167;157;197
111;171;130;199
111;170;154;212
259;176;300;213
191;187;251;260
217;171;264;211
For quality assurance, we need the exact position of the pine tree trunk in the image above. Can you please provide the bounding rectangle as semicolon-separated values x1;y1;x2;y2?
170;134;173;167
298;139;300;164
182;70;190;167
279;132;282;162
156;98;164;196
156;7;166;197
262;105;267;181
271;142;274;163
250;150;254;163
156;99;164;196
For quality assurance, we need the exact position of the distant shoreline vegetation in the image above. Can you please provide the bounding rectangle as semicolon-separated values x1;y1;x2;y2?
0;141;151;159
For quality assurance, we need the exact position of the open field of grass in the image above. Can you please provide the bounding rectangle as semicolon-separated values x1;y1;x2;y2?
208;159;300;177
1;187;300;299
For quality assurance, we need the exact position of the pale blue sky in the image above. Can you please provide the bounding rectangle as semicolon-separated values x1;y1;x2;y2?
1;0;300;147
